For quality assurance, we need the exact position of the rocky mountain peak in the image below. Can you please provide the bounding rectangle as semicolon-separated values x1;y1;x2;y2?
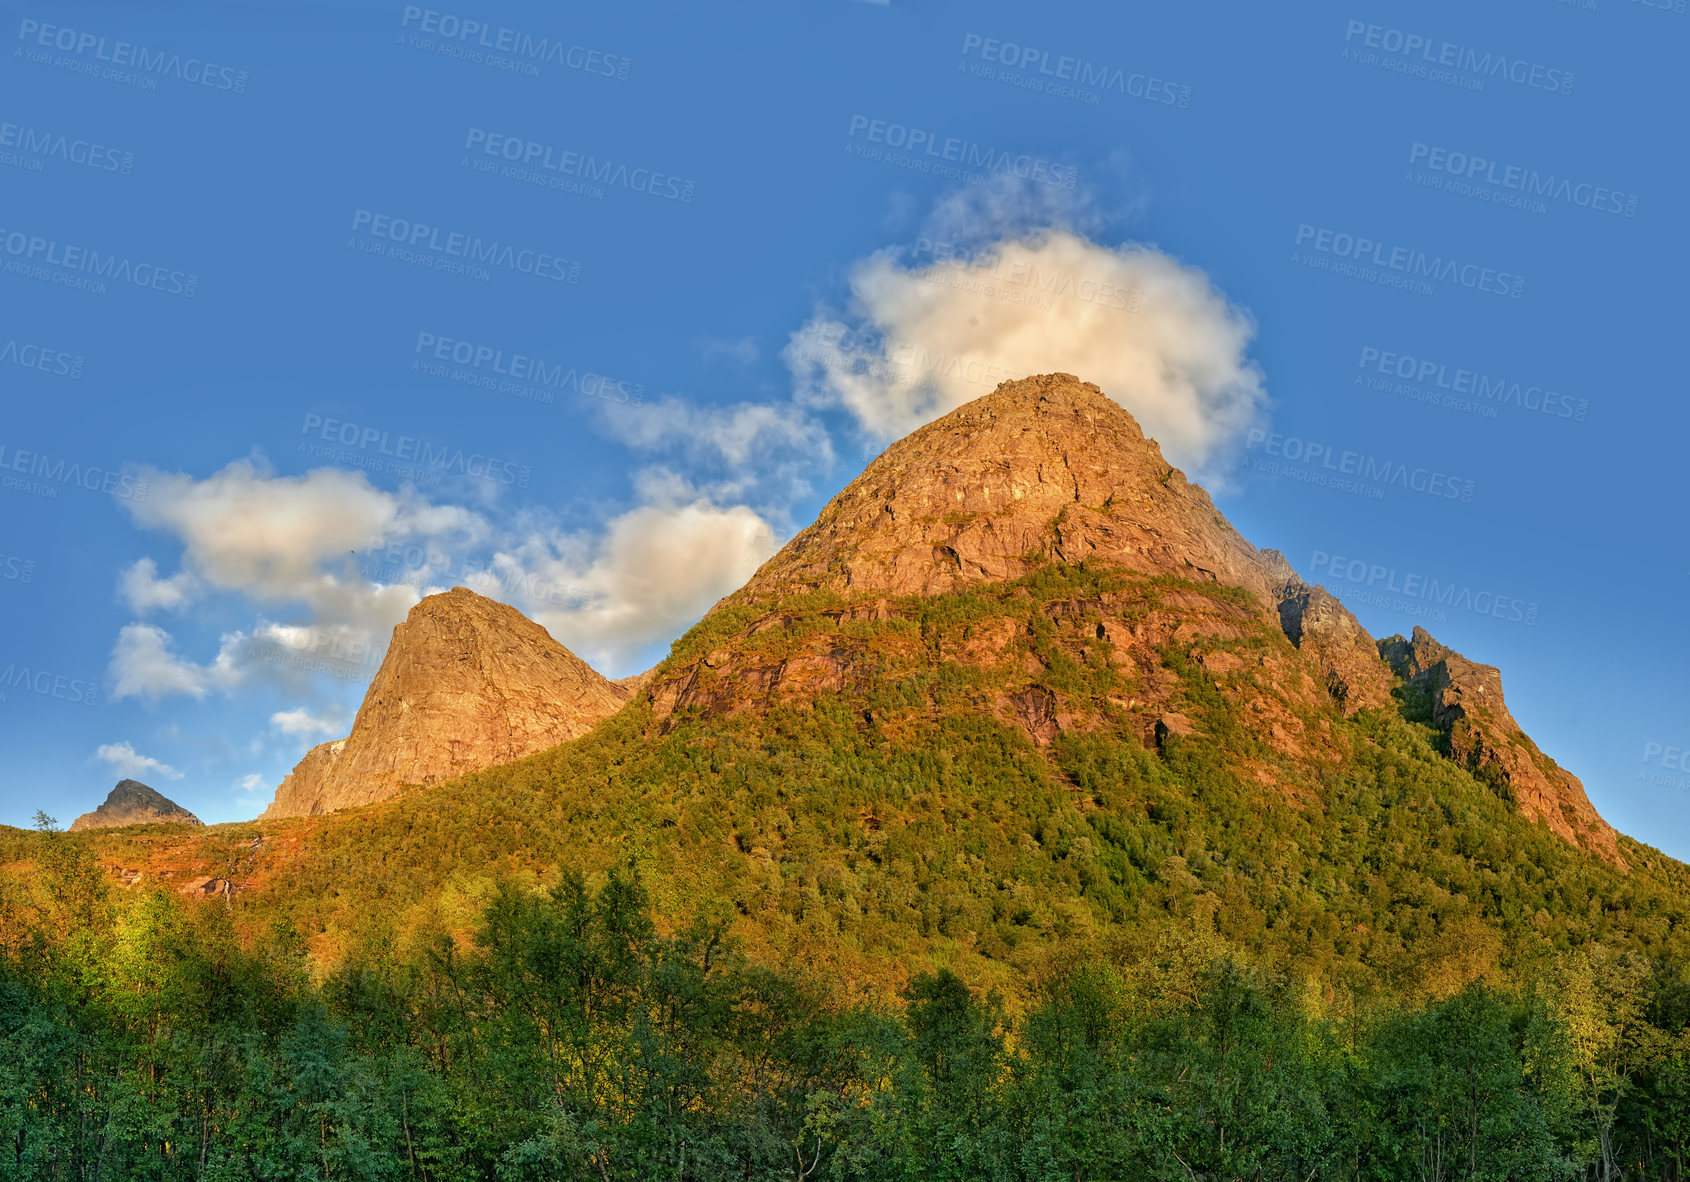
728;374;1278;606
69;780;202;832
261;587;628;819
696;374;1389;715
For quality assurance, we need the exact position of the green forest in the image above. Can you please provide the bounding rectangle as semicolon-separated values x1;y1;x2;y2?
4;847;1690;1180
4;565;1690;1179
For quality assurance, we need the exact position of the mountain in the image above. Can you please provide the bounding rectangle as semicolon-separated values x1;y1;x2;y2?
68;779;201;832
18;371;1690;1179
260;586;629;818
72;374;1670;999
647;373;1615;859
653;373;1389;729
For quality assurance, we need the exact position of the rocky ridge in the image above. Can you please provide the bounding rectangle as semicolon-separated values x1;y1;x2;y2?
261;587;629;818
1380;626;1621;864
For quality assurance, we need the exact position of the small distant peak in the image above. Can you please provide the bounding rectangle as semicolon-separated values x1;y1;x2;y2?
69;779;202;832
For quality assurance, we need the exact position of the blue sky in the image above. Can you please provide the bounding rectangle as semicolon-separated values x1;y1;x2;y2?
3;0;1686;859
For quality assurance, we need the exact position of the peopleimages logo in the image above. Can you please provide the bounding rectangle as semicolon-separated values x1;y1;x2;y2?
1341;20;1574;95
0;227;198;297
463;130;695;202
15;19;249;92
787;322;1019;392
360;546;590;610
1294;225;1524;299
348;210;581;283
0;335;84;379
1408;144;1638;217
250;628;378;681
0;444;146;501
0;663;99;706
1640;742;1690;791
0;554;34;583
399;7;631;80
1245;429;1475;502
908;238;1141;312
412;333;645;405
959;33;1192;107
0;121;133;174
1309;550;1537;626
1356;347;1589;422
1643;742;1690;773
300;415;531;488
846;116;1078;188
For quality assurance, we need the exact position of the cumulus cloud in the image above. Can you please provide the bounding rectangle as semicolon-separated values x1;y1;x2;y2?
270;707;347;739
108;623;246;702
111;449;785;689
118;557;199;613
127;458;478;620
109;459;489;700
95;740;182;781
488;490;779;672
785;228;1265;483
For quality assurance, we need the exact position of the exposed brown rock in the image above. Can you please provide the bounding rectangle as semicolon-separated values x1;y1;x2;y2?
69;780;201;832
1380;626;1622;865
177;875;236;901
1154;712;1197;752
1001;686;1061;746
260;587;628;819
647;628;870;734
953;616;1023;666
613;668;658;697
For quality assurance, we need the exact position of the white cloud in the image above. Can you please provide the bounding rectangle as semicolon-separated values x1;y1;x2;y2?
109;450;786;688
108;623;246;702
785;228;1265;483
126;457;478;629
602;397;832;471
920;170;1110;249
96;740;183;781
269;706;346;739
109;459;488;700
492;493;779;672
118;557;199;613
